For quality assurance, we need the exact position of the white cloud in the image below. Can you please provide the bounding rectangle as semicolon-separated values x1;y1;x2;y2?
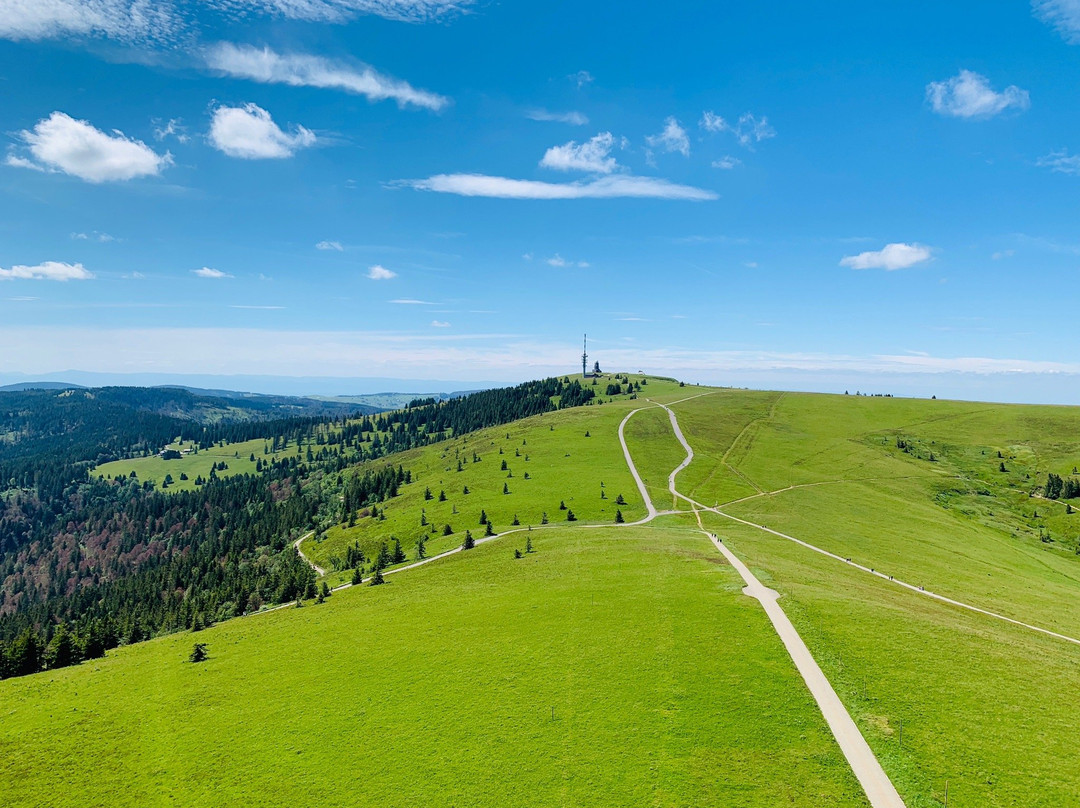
522;252;534;261
316;240;344;251
192;267;232;278
840;243;933;271
700;111;776;148
646;117;690;157
209;0;471;23
0;261;94;281
390;298;436;304
926;70;1030;119
712;156;741;170
0;1;468;45
540;132;617;173
367;264;397;280
404;173;717;201
208;103;315;159
0;0;180;43
992;250;1015;260
7;111;171;182
570;70;593;88
526;109;588;125
204;43;448;111
1037;150;1080;174
430;319;451;327
71;231;116;242
1034;0;1080;43
546;254;589;268
154;117;189;143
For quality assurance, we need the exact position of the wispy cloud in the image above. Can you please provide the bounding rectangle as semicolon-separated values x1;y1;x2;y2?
0;261;94;281
403;173;717;200
210;0;473;24
367;264;397;280
526;109;588;125
230;305;286;309
711;155;741;170
546;254;589;268
390;298;436;304
430;319;451;327
700;111;776;148
204;43;449;111
570;70;593;88
926;69;1029;119
1033;0;1080;43
0;1;181;44
209;103;315;159
71;231;116;242
7;111;171;182
192;267;232;279
540;132;617;173
1037;150;1080;174
154;117;189;143
316;240;344;251
646;117;690;157
0;1;470;45
840;243;933;271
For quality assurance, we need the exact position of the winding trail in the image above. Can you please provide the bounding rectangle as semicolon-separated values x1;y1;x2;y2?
294;532;326;577
652;401;907;808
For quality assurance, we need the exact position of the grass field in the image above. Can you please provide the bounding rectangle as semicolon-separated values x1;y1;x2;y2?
304;377;690;585
0;523;870;808
666;390;1080;806
95;437;290;492
11;379;1080;806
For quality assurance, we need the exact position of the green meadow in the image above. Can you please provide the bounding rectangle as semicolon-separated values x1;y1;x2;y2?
305;376;689;583
0;523;869;808
10;379;1080;806
95;437;285;492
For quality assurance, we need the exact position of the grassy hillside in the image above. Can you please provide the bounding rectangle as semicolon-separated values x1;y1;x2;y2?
95;437;278;491
667;390;1080;806
9;379;1080;807
304;376;688;583
0;523;869;808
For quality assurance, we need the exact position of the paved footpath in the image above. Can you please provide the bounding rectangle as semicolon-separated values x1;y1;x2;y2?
653;399;907;808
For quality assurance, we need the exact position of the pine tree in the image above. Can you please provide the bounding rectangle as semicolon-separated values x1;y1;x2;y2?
189;643;209;663
503;483;510;494
443;523;454;536
370;567;385;586
559;500;567;510
485;522;495;537
439;490;447;501
615;509;625;523
417;535;428;559
526;536;533;553
541;512;548;525
479;509;488;525
392;537;407;564
514;549;523;559
463;530;475;550
512;514;520;525
351;567;362;585
566;509;577;521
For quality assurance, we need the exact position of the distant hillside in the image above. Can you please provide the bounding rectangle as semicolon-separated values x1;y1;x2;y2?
0;382;86;392
308;390;481;411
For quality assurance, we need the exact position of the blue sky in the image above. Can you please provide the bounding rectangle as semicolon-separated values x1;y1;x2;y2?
3;1;1080;401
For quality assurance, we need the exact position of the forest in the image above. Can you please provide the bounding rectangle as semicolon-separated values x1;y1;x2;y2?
0;377;596;679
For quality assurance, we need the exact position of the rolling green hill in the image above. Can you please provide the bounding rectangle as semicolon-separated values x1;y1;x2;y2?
5;379;1080;806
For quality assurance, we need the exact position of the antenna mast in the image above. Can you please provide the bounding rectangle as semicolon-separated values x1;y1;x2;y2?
582;333;588;378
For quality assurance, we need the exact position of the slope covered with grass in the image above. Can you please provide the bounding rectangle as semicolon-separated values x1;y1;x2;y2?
0;523;869;808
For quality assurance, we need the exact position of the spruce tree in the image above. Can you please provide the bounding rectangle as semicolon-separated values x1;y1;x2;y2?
615;509;625;523
463;530;475;550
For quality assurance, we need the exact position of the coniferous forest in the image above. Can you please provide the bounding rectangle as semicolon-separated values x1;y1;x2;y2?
0;377;595;678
